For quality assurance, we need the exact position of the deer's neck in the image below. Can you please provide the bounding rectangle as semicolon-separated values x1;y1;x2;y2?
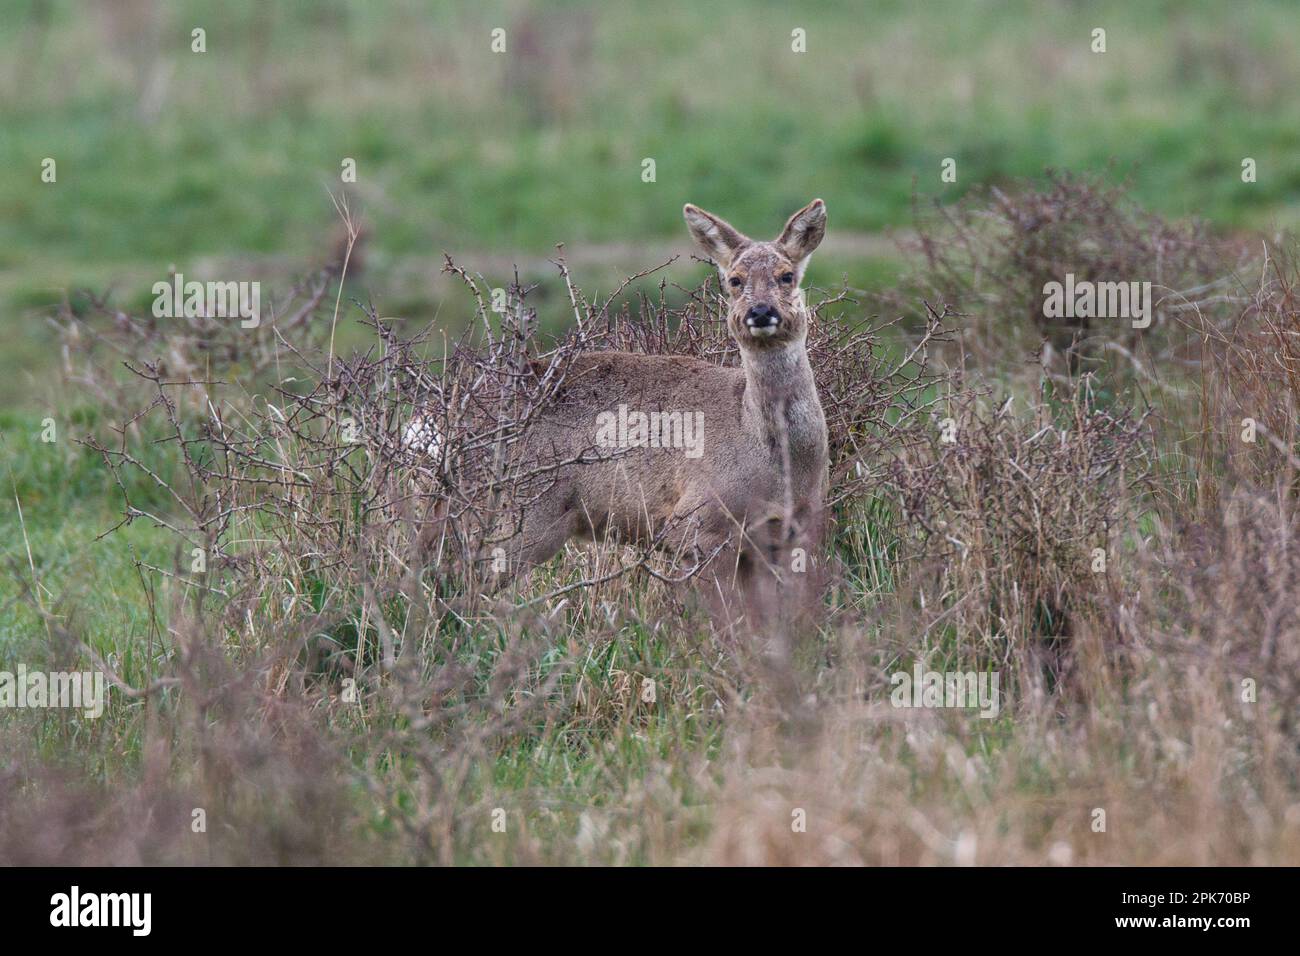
739;338;826;463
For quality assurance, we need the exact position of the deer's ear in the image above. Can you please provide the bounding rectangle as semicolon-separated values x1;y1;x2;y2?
683;204;749;267
776;199;827;277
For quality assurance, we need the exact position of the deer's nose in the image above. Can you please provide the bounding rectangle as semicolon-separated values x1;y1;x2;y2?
746;303;779;328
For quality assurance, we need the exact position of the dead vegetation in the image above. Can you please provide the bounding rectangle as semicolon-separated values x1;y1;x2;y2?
893;170;1252;379
5;179;1299;865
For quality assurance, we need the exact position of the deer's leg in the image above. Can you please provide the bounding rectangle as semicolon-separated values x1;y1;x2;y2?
650;502;751;628
737;506;826;637
479;490;581;594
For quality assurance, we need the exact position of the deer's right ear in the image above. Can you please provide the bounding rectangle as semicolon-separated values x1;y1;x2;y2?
683;204;749;268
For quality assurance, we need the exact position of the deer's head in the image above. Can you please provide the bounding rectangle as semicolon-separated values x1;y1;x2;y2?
683;199;826;349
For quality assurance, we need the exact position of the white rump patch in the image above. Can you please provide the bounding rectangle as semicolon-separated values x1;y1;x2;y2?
403;415;443;462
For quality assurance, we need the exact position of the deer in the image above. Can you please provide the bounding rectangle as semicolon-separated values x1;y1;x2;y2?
406;199;831;621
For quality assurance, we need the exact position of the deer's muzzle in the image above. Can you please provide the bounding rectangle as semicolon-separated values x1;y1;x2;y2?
745;303;781;337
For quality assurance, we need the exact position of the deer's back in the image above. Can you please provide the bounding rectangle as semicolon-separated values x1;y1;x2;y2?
539;351;743;423
524;352;766;536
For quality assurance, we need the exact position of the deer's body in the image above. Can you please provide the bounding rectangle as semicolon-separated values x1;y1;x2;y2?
515;345;827;569
416;200;831;603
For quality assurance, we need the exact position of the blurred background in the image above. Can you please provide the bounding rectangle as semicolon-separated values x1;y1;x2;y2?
3;1;1300;867
2;0;1298;408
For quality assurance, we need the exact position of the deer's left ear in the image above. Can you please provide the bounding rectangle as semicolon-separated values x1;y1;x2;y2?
776;199;826;280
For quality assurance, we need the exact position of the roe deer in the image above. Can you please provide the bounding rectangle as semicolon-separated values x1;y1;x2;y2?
409;199;830;615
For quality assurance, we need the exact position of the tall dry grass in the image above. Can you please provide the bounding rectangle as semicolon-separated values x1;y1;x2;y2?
5;180;1299;865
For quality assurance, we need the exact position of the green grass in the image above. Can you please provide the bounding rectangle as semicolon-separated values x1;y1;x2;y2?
2;0;1298;866
0;408;180;771
3;0;1300;409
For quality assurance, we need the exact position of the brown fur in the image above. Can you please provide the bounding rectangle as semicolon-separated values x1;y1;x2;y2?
420;201;831;615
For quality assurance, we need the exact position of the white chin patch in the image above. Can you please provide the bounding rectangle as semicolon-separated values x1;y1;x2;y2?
746;322;780;338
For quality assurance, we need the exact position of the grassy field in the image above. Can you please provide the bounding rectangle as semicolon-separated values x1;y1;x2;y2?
2;1;1300;865
4;0;1300;404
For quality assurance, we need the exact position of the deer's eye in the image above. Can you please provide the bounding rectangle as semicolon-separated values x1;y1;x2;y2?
728;276;743;289
780;272;795;285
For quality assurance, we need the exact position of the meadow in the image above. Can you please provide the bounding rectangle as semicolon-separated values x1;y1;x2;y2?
1;0;1299;865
